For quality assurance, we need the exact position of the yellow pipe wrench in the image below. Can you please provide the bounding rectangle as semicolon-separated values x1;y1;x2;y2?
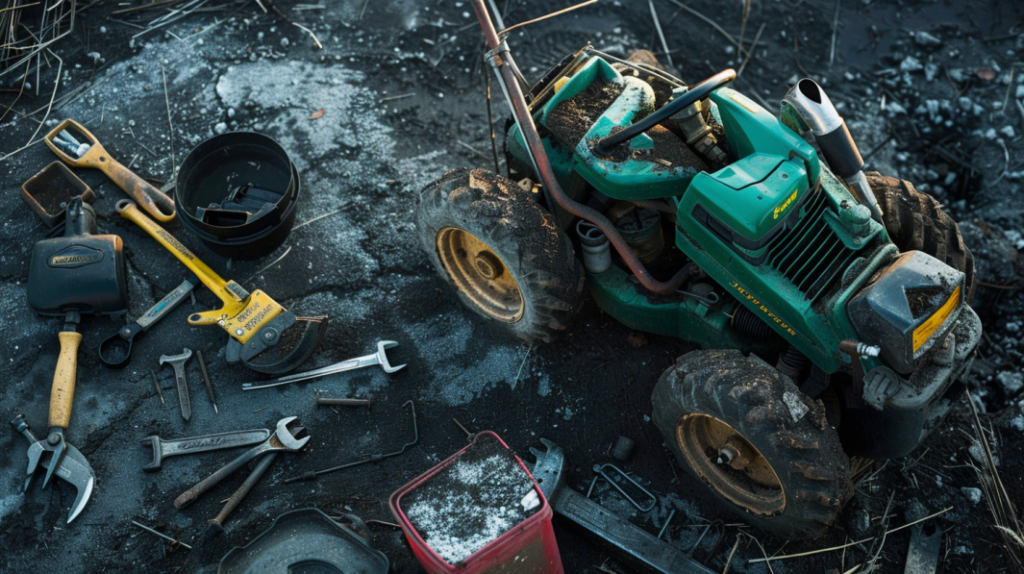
116;200;328;374
44;119;176;223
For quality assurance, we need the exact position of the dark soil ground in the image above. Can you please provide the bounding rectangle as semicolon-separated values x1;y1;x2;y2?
1;1;1023;573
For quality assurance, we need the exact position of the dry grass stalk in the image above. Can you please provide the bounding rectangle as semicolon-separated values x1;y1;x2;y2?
965;389;1024;569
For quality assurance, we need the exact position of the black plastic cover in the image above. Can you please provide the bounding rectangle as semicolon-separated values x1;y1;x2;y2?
27;201;127;317
846;251;964;374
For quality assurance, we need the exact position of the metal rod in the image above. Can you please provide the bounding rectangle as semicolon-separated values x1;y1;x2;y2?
657;509;676;539
471;0;698;295
315;393;371;408
131;520;192;549
195;350;217;414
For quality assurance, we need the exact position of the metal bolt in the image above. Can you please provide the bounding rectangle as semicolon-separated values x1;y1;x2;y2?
235;328;244;336
316;392;372;409
717;445;738;465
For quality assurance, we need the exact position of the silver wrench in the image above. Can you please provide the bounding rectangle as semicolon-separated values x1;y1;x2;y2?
241;341;405;391
141;429;271;472
160;349;193;421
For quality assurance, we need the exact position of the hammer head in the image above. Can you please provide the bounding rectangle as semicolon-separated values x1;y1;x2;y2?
376;341;406;374
160;348;193;366
274;416;311;451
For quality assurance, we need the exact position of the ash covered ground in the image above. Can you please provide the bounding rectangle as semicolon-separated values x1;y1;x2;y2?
1;0;1023;572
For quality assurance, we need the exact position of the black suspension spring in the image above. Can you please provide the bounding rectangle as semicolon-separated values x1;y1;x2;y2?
778;345;811;375
732;306;773;338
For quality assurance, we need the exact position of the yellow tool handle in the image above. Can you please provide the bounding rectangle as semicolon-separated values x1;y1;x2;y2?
116;200;244;313
97;155;177;223
48;331;82;429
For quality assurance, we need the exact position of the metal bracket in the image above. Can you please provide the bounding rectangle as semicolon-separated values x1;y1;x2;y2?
586;463;658;512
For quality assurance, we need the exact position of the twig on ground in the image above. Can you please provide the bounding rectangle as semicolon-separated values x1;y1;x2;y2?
966;388;1024;569
665;0;739;49
292;22;322;49
741;532;775;574
293;207;346;231
648;0;674;70
749;506;954;564
243;246;292;283
512;344;533;389
861;490;896;572
380;92;415;102
829;0;840;66
457;140;491;161
161;62;176;177
736;22;764;77
721;534;741;574
497;0;599;37
738;0;751;56
25;49;62;147
1000;65;1015;115
994;138;1010;183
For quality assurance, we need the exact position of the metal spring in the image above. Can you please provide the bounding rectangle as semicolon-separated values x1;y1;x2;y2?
732;306;773;338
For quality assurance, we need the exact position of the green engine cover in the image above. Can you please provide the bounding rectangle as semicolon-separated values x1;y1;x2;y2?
504;56;896;374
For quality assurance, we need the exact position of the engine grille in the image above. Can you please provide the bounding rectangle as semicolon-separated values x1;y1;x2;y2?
764;189;858;302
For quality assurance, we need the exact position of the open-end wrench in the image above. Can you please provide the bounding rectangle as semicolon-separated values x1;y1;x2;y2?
206;426;305;535
141;429;272;472
160;349;192;421
241;341;405;391
173;416;309;509
529;438;715;574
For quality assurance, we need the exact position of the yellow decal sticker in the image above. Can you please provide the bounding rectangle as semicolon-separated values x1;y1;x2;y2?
729;93;760;114
729;282;797;336
912;285;961;352
774;189;798;220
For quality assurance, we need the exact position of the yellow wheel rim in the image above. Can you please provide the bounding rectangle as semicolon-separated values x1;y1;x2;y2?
676;414;785;516
436;227;524;323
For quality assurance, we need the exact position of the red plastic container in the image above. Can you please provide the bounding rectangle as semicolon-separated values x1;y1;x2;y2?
390;431;563;574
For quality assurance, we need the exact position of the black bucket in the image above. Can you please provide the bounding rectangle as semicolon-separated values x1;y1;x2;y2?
176;132;299;259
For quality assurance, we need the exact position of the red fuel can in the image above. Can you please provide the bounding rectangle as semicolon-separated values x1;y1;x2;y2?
389;431;563;574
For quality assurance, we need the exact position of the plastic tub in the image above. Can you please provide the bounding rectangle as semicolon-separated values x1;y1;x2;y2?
176;132;299;259
390;431;563;574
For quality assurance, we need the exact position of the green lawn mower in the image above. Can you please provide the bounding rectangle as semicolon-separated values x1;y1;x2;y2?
416;1;981;539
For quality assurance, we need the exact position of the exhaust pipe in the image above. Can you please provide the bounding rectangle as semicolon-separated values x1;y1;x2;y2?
783;79;884;224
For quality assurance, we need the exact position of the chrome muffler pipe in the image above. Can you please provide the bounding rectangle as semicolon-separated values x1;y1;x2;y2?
783;79;883;223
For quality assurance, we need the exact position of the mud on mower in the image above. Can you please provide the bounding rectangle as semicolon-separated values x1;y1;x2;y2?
416;2;981;540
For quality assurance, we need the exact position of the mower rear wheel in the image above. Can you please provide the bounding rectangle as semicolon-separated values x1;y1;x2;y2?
652;349;853;539
868;172;976;302
417;168;584;344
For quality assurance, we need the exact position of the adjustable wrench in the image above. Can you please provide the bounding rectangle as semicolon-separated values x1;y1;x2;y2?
141;429;272;472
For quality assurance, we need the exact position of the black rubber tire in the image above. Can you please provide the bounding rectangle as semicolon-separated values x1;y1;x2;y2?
416;168;585;344
867;172;976;303
652;349;854;540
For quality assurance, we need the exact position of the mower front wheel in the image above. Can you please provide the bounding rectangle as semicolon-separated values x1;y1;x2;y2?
416;168;584;345
652;349;853;539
